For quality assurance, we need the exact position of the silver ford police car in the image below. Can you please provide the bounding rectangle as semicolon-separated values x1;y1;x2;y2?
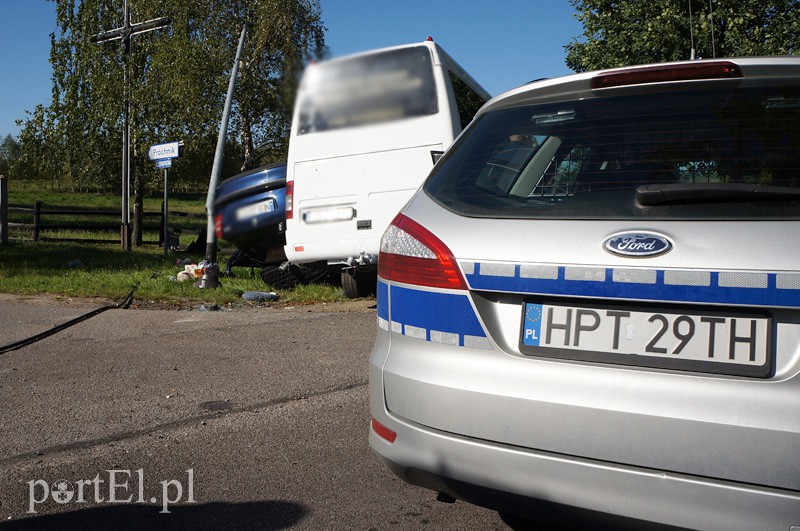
369;57;800;529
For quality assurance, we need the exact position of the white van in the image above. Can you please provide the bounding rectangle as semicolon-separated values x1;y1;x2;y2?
283;39;490;297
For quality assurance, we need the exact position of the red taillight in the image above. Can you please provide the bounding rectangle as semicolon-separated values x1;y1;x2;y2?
378;213;467;290
285;180;294;220
371;417;397;443
591;61;742;89
214;213;223;239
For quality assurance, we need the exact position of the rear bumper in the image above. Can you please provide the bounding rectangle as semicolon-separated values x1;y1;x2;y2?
369;404;800;530
284;235;380;264
216;197;285;249
369;338;800;530
220;223;284;251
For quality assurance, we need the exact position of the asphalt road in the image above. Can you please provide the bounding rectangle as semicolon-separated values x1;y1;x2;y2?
0;295;514;530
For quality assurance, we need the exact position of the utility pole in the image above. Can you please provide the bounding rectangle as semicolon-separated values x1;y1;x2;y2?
90;0;170;251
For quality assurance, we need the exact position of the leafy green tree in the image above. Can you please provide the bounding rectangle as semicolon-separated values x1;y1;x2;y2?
566;0;800;72
0;134;20;177
17;0;325;244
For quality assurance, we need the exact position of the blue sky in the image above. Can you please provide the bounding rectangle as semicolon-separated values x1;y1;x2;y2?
0;1;583;138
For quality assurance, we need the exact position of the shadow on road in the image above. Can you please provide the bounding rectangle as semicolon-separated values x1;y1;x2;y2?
2;500;308;530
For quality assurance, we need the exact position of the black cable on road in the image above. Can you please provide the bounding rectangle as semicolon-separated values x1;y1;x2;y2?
0;273;151;356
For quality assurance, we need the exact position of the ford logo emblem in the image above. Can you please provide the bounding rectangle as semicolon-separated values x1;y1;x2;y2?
604;232;672;257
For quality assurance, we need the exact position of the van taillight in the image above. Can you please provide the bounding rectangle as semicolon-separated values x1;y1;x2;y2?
285;181;294;220
591;61;742;89
378;213;466;290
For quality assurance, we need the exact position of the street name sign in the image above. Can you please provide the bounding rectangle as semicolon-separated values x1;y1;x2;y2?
149;141;183;161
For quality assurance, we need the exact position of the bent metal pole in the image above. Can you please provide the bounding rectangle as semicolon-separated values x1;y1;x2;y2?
197;26;246;289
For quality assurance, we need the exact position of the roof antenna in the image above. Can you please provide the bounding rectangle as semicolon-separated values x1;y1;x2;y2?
688;0;696;60
709;0;717;58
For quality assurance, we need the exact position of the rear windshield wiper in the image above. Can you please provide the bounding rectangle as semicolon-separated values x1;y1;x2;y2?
637;183;800;206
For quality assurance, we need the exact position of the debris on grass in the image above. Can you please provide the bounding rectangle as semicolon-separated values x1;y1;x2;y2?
242;291;279;302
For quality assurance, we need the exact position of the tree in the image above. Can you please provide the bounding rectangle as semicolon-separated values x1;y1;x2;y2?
17;0;325;243
565;0;800;72
0;134;20;177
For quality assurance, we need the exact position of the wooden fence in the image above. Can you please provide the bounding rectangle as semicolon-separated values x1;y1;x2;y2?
2;199;206;245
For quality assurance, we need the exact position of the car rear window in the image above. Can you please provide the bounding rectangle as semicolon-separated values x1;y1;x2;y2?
425;85;800;220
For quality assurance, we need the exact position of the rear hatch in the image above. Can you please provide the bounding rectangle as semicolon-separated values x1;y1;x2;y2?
381;61;800;491
289;143;441;263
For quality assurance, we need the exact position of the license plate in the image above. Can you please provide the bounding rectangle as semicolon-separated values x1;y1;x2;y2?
520;301;771;377
235;200;275;221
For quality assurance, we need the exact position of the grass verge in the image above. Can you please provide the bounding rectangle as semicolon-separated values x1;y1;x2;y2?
0;241;346;308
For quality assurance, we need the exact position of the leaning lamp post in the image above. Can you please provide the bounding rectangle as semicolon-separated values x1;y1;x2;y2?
195;26;246;289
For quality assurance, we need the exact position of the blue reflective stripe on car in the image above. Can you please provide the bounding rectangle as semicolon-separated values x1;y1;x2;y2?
465;262;800;308
377;280;389;321
385;284;488;348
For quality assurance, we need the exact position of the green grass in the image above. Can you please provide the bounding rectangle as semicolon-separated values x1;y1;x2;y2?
1;187;349;307
0;241;345;307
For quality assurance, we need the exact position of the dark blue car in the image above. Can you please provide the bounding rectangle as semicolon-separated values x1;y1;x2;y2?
214;162;327;287
214;162;287;262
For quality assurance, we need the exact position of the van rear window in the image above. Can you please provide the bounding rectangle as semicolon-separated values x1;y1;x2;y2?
425;85;800;220
297;46;438;135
